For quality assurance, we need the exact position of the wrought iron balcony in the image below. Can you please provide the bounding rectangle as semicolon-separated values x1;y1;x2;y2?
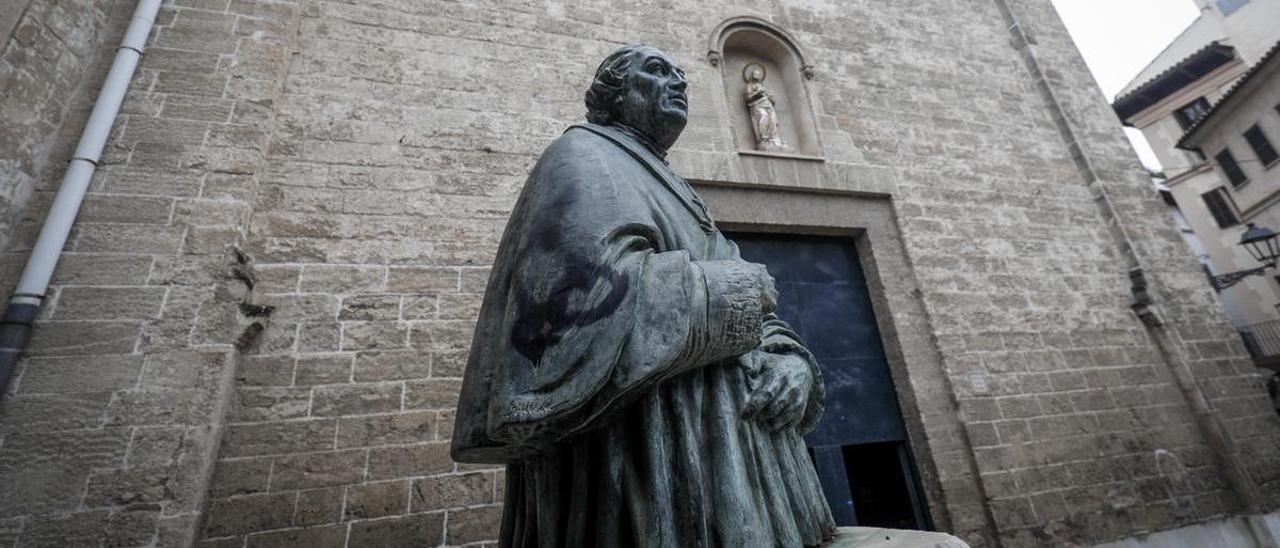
1240;319;1280;370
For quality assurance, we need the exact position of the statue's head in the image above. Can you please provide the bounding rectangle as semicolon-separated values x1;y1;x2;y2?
585;44;688;151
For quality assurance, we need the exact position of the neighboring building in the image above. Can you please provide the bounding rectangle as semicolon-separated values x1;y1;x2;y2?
1113;0;1280;368
2;1;1280;548
1179;42;1280;367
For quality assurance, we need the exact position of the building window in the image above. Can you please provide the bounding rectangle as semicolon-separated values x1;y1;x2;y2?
1202;187;1240;228
1215;148;1249;186
1174;97;1211;130
1216;0;1249;15
1244;125;1279;166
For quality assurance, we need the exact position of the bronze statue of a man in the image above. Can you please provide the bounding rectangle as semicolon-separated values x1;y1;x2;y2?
452;44;837;547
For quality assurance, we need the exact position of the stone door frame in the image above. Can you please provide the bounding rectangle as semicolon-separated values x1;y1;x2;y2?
695;181;995;537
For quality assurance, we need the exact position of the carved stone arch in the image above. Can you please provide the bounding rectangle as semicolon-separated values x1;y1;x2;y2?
707;16;823;159
706;16;815;80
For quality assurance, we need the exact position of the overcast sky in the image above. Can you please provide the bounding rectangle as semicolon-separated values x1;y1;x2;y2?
1049;0;1202;170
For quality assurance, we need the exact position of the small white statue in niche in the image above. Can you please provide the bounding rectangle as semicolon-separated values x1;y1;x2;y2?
743;62;790;152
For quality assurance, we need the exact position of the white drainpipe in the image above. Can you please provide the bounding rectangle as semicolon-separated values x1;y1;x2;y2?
0;0;163;395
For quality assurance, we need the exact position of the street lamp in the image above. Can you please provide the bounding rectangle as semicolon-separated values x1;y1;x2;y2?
1210;223;1280;291
1240;223;1280;267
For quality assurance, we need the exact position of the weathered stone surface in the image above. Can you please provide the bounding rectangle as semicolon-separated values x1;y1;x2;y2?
107;506;162;547
75;194;175;225
299;265;387;293
208;457;272;498
0;470;89;518
339;294;401;321
21;510;111;548
344;480;409;519
222;420;337;457
253;265;301;293
105;387;218;426
75;224;187;254
337;411;436;448
341;321;409;351
195;537;245;548
292;353;353;385
233;386;312;422
354;350;431;382
411;472;494;512
244;525;346;548
297;322;342;353
203;493;295;538
430;349;469;378
125;426;188;466
346;513;444;547
445;505;503;545
49;253;154;285
0;0;121;253
24;321;141;356
295;487;344;526
17;354;142;394
387;267;460;294
0;0;292;544
0;427;129;473
83;466;175;506
269;450;366;490
237;355;296;387
0;392;112;434
53;286;167;320
311;382;403;417
140;350;227;390
367;442;453;480
404;379;462;410
255;294;338;323
399;295;439;321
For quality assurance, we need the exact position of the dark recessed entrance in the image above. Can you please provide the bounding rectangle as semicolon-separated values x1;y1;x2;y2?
730;232;931;530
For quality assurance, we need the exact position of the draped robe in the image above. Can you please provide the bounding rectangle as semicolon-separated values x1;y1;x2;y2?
451;123;837;547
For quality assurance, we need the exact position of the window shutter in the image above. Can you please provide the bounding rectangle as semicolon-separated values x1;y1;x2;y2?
1201;188;1240;228
1215;148;1249;186
1244;125;1279;166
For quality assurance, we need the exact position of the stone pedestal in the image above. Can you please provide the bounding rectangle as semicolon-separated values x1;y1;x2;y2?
826;526;970;548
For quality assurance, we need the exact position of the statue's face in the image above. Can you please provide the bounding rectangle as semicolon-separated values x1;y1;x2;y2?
618;46;688;150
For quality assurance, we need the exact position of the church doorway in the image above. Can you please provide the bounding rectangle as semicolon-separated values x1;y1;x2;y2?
731;233;932;530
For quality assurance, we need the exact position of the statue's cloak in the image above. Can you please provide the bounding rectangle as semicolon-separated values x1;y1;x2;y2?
452;123;836;547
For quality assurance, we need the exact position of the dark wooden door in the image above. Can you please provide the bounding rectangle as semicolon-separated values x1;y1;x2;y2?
730;233;931;530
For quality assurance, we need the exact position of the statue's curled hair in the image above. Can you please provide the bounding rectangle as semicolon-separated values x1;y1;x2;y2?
584;44;647;124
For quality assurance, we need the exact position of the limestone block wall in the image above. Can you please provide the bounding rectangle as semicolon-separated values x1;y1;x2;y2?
0;0;34;44
0;0;128;252
0;0;296;545
0;0;1276;547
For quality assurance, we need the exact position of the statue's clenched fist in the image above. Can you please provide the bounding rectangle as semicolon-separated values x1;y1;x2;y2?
743;352;812;431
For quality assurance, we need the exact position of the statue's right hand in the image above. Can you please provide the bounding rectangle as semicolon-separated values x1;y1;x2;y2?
747;262;778;314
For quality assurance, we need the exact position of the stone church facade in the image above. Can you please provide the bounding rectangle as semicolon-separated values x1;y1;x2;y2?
1;0;1278;547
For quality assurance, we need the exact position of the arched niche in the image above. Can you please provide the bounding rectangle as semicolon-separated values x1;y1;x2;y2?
707;16;822;159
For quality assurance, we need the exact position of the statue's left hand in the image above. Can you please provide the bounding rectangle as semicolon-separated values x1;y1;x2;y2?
742;353;812;431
